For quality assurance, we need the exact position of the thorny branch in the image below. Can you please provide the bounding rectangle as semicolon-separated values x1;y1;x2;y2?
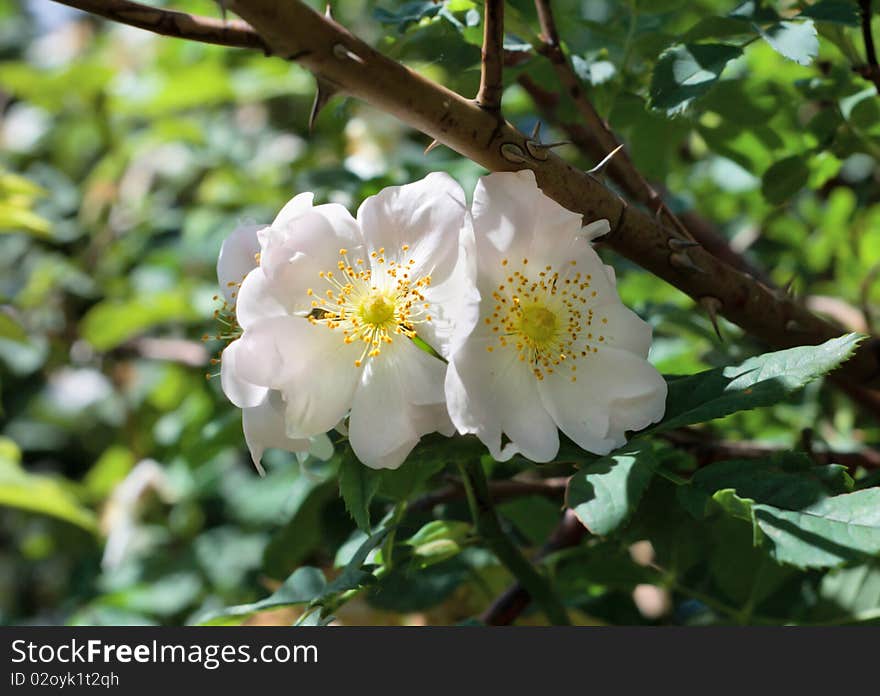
516;74;772;285
476;1;505;112
661;429;880;472
52;0;267;51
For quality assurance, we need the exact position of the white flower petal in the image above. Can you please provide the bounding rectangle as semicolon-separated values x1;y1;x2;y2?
260;209;362;315
472;170;584;283
538;346;667;454
217;223;262;301
446;339;559;462
235;267;289;329
348;340;450;469
415;218;479;358
282;346;360;440
243;391;311;472
270;192;315;229
233;316;359;437
596;302;653;357
357;172;467;285
233;316;306;389
581;219;611;241
220;339;268;408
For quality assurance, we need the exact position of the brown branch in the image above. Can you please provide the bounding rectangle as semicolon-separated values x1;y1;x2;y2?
861;1;879;68
476;0;504;111
662;429;880;472
50;0;268;52
529;1;778;286
857;1;880;91
518;74;772;285
481;509;585;625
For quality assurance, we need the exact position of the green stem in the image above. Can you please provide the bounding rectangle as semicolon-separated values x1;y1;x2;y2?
458;460;571;625
381;501;407;571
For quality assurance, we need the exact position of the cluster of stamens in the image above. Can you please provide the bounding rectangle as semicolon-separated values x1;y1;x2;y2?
204;259;255;380
307;246;432;367
483;257;608;382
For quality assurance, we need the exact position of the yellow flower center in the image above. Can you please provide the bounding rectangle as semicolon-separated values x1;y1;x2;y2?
307;246;432;367
517;304;558;346
358;292;396;327
483;256;608;382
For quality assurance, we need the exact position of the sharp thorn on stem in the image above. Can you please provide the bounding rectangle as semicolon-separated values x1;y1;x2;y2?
587;144;625;175
699;296;724;341
668;238;701;251
424;138;442;155
531;121;542;140
309;78;339;133
669;251;706;274
333;43;364;64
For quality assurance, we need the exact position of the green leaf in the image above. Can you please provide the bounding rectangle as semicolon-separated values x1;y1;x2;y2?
799;0;860;26
195;566;327;625
758;20;819;66
655;333;861;432
338;447;381;531
649;43;742;115
683;461;880;569
376;433;462;502
323;526;390;596
0;438;97;533
262;479;336;580
0;202;51;238
761;155;810;203
754;490;880;569
374;2;442;32
566;441;656;535
814;561;880;623
0;312;28;344
79;290;201;351
688;452;852;510
683;16;758;42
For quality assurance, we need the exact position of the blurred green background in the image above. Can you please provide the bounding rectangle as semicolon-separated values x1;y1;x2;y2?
2;0;880;626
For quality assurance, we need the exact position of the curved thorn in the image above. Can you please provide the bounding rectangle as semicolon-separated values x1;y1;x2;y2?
669;251;706;274
669;238;701;251
531;120;542;140
587;144;624;175
333;43;364;64
310;77;338;132
424;138;442;155
699;296;724;342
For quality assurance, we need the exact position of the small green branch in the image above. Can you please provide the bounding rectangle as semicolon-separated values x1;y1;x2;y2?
380;501;407;571
458;460;571;625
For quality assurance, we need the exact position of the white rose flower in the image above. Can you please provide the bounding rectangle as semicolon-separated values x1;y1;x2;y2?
222;173;475;470
445;170;667;462
216;220;332;474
